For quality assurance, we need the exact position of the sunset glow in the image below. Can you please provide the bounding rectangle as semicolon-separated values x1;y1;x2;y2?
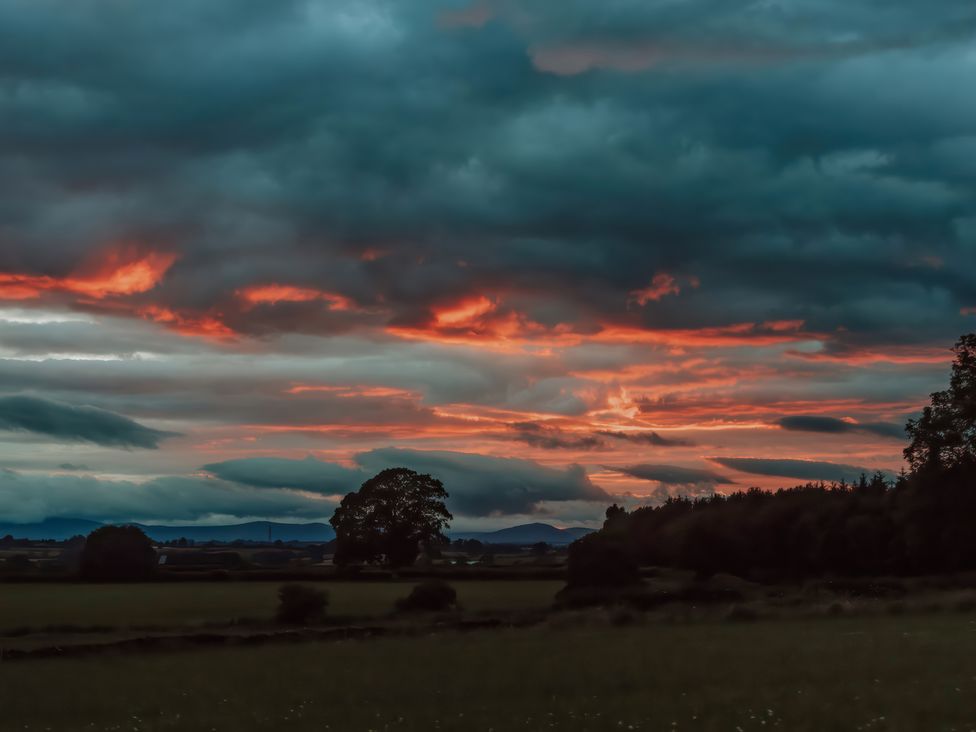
0;0;970;532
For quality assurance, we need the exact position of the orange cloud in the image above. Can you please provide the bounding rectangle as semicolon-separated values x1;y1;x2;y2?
594;320;814;349
785;345;951;365
0;249;175;301
629;273;681;306
137;305;234;339
434;295;496;327
286;384;422;400
238;284;356;311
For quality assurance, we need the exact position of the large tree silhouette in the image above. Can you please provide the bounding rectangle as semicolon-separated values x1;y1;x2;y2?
80;525;157;581
330;468;452;568
905;334;976;474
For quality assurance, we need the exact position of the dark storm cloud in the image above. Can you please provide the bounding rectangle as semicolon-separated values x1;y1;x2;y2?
356;447;610;516
507;422;606;450
596;430;693;447
0;0;975;351
777;415;905;439
710;457;893;483
505;423;690;450
0;395;178;449
203;456;365;493
610;463;734;486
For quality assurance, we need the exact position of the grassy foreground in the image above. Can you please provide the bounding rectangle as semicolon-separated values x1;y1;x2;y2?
0;580;562;630
2;613;976;731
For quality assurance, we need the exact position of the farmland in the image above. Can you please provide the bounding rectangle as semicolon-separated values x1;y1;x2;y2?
0;579;564;631
2;612;975;731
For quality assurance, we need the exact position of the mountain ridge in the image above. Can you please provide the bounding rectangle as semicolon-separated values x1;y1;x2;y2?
0;518;594;544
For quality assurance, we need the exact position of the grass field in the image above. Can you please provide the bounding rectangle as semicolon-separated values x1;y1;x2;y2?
2;613;975;731
0;580;563;631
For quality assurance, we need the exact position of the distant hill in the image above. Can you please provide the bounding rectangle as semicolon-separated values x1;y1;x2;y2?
136;521;335;543
450;522;595;545
0;517;103;541
0;518;334;543
0;518;590;545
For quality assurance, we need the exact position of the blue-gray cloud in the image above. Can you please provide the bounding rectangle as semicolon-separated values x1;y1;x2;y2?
356;447;610;516
710;457;893;483
0;469;334;524
0;395;178;449
777;415;905;439
610;463;733;486
202;456;365;493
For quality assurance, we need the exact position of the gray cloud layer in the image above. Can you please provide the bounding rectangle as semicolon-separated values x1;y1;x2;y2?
609;463;734;486
0;395;178;449
777;415;905;439
356;447;610;516
710;457;893;483
0;469;333;524
202;449;611;517
202;456;364;493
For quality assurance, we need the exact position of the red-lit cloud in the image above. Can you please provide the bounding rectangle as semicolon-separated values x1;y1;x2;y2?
629;273;681;305
0;249;176;301
238;284;357;312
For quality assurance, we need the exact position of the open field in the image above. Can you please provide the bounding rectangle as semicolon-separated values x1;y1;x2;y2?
0;580;563;631
2;613;976;731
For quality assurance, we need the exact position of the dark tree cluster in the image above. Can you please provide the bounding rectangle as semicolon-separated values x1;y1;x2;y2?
569;335;976;583
330;468;452;568
79;525;157;581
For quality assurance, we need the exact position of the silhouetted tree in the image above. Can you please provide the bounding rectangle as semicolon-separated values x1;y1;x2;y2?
330;468;452;568
452;538;484;554
566;532;639;587
905;334;976;474
604;503;628;532
79;525;157;581
530;541;550;557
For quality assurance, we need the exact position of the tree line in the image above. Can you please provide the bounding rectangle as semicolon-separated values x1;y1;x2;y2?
572;334;976;584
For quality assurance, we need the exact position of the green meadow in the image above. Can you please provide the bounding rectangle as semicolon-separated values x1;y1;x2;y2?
2;613;975;731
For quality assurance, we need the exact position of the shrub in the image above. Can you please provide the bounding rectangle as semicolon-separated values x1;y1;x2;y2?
566;533;639;588
79;525;156;582
275;584;329;625
2;554;33;574
395;580;457;613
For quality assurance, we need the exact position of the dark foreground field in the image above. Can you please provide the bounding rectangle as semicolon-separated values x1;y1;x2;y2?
2;613;975;731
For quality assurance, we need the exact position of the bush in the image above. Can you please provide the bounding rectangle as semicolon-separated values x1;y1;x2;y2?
80;525;156;582
2;554;33;574
395;580;457;613
275;584;329;625
566;533;639;588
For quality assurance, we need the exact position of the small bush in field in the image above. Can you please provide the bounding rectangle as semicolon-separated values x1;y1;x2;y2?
566;533;639;588
395;580;457;613
275;584;329;625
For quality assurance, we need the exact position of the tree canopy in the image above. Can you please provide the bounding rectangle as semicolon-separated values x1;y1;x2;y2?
905;334;976;474
79;525;157;581
330;467;452;568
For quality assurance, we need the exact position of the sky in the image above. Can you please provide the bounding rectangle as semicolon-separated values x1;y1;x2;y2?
0;0;974;530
